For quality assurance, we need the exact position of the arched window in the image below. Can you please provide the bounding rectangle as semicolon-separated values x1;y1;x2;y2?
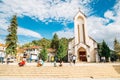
82;24;86;44
77;25;80;43
77;16;84;24
77;16;84;20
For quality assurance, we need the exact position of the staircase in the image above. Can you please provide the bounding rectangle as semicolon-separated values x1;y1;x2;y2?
0;63;120;78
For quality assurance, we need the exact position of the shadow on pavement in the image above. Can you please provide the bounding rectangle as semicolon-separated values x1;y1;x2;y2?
113;65;120;74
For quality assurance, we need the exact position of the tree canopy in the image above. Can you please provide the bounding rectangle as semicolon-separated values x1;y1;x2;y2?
38;47;48;61
5;15;18;56
22;38;51;48
114;38;120;60
114;38;120;54
101;40;110;61
51;33;59;50
56;38;68;61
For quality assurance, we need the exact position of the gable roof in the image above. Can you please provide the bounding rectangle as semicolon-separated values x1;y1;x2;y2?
73;9;87;20
89;36;97;43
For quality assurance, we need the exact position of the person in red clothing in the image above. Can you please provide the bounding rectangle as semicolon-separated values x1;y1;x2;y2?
18;60;25;67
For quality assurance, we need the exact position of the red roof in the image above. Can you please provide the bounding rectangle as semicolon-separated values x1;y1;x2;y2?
24;46;42;50
0;43;5;47
47;48;56;53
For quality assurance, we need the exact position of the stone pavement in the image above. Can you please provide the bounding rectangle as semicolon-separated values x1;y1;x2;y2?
0;78;120;80
0;62;120;79
2;62;120;66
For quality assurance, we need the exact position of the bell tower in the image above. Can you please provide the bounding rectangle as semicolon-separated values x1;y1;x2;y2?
74;11;88;45
77;16;85;44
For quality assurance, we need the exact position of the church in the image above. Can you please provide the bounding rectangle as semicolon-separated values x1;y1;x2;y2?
68;11;99;62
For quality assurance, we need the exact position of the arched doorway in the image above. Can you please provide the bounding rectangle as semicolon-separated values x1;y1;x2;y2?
78;47;87;61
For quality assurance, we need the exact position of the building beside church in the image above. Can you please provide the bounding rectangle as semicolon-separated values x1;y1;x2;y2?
68;11;99;62
0;43;6;62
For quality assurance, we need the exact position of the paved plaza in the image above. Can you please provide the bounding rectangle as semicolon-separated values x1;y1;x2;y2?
0;63;120;80
0;78;120;80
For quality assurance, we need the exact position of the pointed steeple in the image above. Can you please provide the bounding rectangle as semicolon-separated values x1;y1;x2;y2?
74;8;87;20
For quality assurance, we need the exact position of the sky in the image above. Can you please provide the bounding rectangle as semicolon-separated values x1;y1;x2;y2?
0;0;120;49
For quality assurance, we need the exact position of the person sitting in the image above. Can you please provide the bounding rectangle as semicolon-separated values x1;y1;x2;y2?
37;59;43;67
59;59;63;67
18;60;25;67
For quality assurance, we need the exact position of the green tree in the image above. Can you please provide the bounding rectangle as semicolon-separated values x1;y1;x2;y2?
32;40;38;46
51;33;59;50
114;38;120;53
38;38;51;48
97;43;102;61
21;38;51;48
38;47;48;61
56;38;68;61
110;50;118;62
56;42;65;60
114;38;120;60
5;15;18;57
21;42;31;48
101;40;110;62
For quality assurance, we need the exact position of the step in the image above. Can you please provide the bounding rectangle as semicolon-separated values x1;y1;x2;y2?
0;64;120;78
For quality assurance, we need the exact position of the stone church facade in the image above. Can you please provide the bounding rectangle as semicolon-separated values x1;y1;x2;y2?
68;11;99;62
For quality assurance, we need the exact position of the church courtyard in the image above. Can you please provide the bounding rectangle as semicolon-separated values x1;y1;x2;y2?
0;0;120;80
0;63;120;80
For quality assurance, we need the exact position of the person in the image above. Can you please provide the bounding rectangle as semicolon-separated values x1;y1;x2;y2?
37;58;44;67
69;55;73;65
37;60;42;67
54;61;57;67
51;57;54;62
40;59;44;65
72;55;76;64
18;60;25;67
54;56;57;67
59;59;63;67
7;57;10;64
1;57;4;64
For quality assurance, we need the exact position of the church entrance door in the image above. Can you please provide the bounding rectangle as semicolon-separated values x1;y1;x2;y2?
78;47;87;62
79;51;87;61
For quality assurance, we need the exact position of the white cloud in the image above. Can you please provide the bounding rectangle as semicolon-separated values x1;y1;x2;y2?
0;0;120;50
114;0;120;12
0;0;92;22
48;0;92;21
0;17;42;39
0;0;92;43
86;0;120;49
53;28;74;39
0;0;46;41
87;16;108;40
54;0;120;49
104;10;115;20
18;27;42;39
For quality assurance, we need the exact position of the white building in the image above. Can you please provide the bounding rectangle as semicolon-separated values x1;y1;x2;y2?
23;46;56;62
0;43;6;58
47;48;56;62
68;11;99;62
25;46;41;61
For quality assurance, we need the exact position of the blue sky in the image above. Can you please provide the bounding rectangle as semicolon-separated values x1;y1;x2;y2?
0;0;120;48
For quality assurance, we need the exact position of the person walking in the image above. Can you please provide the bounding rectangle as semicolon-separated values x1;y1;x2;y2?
54;56;57;67
69;55;73;65
72;55;76;65
59;59;63;67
